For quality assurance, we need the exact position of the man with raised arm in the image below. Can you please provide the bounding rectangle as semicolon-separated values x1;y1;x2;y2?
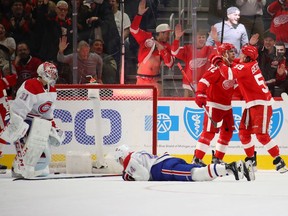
171;24;218;97
130;0;174;96
114;145;254;181
0;62;64;178
211;44;288;173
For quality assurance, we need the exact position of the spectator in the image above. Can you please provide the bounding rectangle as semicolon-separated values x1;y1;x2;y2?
267;0;288;54
206;6;249;56
90;38;118;84
58;37;103;84
272;41;288;96
109;0;131;41
33;0;73;62
208;0;237;26
76;0;93;42
130;0;174;96
236;0;266;43
86;0;120;64
13;42;42;92
171;24;218;97
0;24;16;59
1;0;34;45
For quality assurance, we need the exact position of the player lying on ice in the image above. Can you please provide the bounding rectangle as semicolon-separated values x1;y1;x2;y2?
114;145;255;182
0;62;64;179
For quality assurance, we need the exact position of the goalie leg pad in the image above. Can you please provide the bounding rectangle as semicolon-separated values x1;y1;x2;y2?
22;118;51;178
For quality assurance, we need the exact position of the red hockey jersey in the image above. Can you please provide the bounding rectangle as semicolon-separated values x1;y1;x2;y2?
130;15;174;68
171;39;217;90
198;64;235;108
220;60;272;108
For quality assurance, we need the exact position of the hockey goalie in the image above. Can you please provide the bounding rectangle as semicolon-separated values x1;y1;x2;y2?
0;62;65;178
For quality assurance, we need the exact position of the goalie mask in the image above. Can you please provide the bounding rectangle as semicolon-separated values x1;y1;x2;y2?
37;62;58;86
114;145;130;164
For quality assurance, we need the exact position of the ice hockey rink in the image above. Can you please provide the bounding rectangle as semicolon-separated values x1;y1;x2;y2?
1;170;288;216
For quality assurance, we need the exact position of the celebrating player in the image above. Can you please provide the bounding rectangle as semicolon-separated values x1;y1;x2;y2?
0;67;17;174
193;43;237;166
114;145;254;182
0;62;64;178
211;44;288;173
130;0;174;96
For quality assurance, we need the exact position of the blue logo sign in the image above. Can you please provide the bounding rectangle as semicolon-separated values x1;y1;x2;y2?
184;106;283;141
156;106;179;140
183;107;204;140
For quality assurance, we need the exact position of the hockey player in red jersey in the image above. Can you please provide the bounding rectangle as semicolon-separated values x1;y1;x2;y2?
0;69;17;174
0;62;64;178
171;24;218;97
192;43;237;166
211;44;288;173
114;145;254;181
130;0;174;96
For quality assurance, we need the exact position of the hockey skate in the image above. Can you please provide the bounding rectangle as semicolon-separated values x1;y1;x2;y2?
245;151;257;171
11;166;23;178
0;164;7;174
273;156;288;174
192;157;207;167
211;150;226;164
242;159;255;181
226;161;240;180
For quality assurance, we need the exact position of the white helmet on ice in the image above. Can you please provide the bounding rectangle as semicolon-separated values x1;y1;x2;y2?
114;145;130;164
37;62;58;86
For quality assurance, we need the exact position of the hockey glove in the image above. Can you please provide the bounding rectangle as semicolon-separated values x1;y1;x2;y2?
195;92;207;108
209;54;223;66
122;171;135;181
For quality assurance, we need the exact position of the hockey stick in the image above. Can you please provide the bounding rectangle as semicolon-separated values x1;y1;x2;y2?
13;173;121;181
177;63;223;128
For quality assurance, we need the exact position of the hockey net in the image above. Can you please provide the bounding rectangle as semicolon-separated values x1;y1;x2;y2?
50;84;157;174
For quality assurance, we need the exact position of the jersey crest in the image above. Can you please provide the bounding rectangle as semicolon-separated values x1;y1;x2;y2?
38;101;52;114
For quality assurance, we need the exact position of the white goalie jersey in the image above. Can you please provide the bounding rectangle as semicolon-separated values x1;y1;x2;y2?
10;78;57;121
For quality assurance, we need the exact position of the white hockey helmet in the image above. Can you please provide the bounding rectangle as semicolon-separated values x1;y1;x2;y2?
114;145;130;164
37;62;58;86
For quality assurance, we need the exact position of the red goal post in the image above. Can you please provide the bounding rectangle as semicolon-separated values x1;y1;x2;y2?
50;84;158;173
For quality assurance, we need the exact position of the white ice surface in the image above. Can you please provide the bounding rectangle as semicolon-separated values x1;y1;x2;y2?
1;170;288;216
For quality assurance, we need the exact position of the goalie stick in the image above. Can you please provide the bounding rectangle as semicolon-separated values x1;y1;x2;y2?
13;173;121;181
177;63;223;128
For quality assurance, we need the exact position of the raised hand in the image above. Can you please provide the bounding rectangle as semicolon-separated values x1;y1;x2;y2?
58;36;69;54
249;33;259;46
138;0;149;16
174;23;184;40
210;26;219;42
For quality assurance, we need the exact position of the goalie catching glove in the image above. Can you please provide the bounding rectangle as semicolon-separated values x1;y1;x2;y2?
195;92;207;108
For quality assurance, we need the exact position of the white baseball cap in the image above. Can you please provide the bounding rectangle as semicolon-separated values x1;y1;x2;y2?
156;24;172;33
